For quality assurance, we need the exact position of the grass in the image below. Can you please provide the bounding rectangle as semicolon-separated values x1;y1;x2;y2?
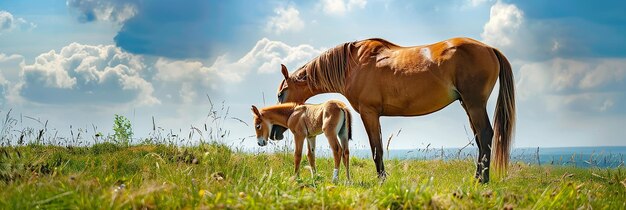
1;142;625;209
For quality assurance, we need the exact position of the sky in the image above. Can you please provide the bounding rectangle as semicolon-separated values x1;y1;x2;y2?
1;0;625;150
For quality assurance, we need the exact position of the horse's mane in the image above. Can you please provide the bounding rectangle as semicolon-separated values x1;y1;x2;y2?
292;38;400;93
295;41;357;93
360;38;401;48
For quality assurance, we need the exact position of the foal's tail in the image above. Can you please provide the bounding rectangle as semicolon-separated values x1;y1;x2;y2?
341;107;353;140
492;49;516;176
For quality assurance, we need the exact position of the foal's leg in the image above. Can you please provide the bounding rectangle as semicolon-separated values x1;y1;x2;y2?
306;136;317;173
324;131;342;183
339;134;350;181
293;135;306;177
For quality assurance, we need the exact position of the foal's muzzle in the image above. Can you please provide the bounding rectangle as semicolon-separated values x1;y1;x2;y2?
257;137;268;147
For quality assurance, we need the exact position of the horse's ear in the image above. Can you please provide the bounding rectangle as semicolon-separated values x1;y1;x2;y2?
251;105;261;117
281;64;289;81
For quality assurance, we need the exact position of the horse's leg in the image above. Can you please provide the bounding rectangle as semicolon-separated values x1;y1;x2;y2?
306;136;317;173
461;101;480;152
360;111;385;179
463;104;493;183
293;134;306;177
461;101;483;178
325;131;342;183
339;133;350;181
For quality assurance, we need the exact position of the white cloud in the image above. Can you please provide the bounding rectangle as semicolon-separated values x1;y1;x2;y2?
319;0;367;16
240;38;323;75
266;5;305;34
15;43;158;106
0;53;25;105
480;2;579;60
153;38;322;103
154;58;215;104
157;37;322;83
481;1;523;47
517;58;626;113
0;10;36;34
66;0;137;23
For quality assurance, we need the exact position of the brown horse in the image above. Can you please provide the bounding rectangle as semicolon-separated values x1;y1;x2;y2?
251;100;353;182
273;37;515;183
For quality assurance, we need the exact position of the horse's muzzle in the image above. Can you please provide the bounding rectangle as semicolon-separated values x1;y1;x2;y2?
270;125;287;140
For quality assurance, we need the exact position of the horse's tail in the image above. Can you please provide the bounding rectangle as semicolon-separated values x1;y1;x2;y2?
492;48;516;175
342;107;353;140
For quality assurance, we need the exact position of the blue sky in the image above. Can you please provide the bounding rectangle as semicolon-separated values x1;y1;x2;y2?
1;0;625;150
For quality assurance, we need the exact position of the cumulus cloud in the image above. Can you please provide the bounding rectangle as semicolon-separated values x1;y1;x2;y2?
319;0;367;16
153;58;215;104
16;43;158;106
481;1;626;61
0;10;36;34
0;54;24;81
66;0;138;23
153;38;322;103
0;53;25;105
481;1;523;47
266;5;305;34
481;2;626;114
480;1;558;60
517;58;626;113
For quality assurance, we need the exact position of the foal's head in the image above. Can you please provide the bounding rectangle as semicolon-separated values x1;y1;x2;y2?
251;105;271;146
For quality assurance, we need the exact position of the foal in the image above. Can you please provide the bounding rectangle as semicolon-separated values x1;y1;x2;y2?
251;100;352;182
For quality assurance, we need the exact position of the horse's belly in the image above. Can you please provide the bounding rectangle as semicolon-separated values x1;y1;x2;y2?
381;84;458;116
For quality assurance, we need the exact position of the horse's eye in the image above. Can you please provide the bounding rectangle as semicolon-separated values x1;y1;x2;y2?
255;124;261;130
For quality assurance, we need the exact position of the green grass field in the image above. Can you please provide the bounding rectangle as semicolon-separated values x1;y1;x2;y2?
1;142;625;209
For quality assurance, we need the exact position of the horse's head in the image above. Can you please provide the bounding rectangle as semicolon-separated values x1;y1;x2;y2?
271;64;314;140
251;105;271;146
277;64;314;104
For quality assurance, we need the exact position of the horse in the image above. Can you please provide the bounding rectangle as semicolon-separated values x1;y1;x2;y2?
251;100;353;182
272;37;515;183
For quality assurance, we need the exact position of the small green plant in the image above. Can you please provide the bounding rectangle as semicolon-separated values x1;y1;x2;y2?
113;114;133;146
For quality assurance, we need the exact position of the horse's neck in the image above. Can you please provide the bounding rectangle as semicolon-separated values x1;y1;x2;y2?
262;106;294;127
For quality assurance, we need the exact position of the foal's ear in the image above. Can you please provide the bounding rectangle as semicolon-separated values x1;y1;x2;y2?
251;105;262;117
281;64;289;81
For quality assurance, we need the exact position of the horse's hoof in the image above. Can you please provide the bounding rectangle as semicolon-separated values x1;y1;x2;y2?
378;171;387;181
475;175;489;184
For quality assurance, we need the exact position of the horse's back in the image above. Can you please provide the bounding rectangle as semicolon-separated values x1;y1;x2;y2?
348;37;499;116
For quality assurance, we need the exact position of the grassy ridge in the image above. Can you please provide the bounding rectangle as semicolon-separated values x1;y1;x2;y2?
1;143;625;209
